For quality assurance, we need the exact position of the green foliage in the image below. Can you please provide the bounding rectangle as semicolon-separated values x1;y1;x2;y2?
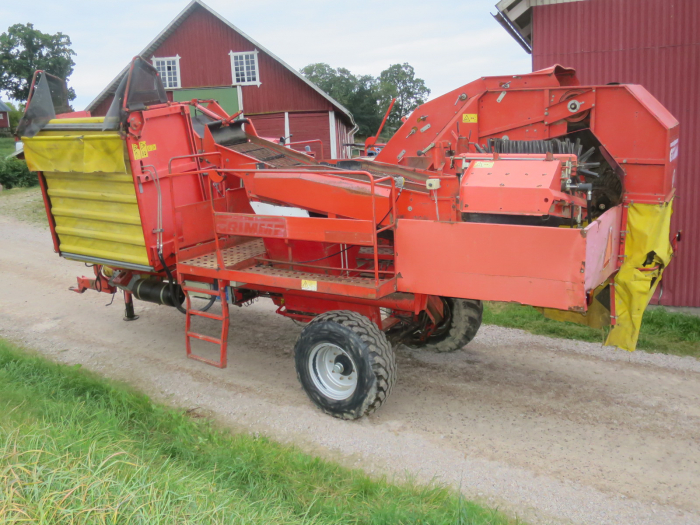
483;302;700;358
301;63;431;138
378;63;431;131
302;63;382;137
0;23;76;103
0;156;35;189
0;337;520;525
3;100;25;130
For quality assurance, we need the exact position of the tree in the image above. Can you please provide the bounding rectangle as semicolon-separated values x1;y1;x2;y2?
0;23;76;103
301;63;383;137
301;62;431;138
378;63;431;132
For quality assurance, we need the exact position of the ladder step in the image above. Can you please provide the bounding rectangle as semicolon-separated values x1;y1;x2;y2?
186;331;222;345
187;309;226;321
188;353;227;368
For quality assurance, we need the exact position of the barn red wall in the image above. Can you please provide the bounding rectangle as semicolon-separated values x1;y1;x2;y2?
250;113;285;141
289;112;331;160
153;6;337;117
0;111;9;128
89;5;354;156
249;112;332;159
532;0;700;307
90;96;113;117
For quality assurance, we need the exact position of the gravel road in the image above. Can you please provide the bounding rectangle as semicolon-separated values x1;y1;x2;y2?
1;215;699;525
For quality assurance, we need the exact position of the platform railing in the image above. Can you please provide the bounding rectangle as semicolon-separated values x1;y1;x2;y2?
170;166;398;287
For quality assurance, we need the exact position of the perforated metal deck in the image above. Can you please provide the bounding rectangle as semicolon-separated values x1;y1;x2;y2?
178;240;396;299
181;239;266;270
358;246;394;256
243;265;389;288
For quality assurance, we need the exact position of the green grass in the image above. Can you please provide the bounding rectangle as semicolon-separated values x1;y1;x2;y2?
0;137;17;158
0;186;47;226
484;302;700;358
0;337;519;525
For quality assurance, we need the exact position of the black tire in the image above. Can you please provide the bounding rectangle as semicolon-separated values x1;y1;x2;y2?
408;298;483;353
294;310;396;420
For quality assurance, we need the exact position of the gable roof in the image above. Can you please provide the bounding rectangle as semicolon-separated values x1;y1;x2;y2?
0;100;10;113
86;0;354;126
493;0;588;52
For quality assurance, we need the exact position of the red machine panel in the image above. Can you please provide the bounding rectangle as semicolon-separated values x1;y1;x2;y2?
459;156;580;216
395;219;588;311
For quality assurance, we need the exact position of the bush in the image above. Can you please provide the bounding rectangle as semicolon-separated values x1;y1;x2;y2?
0;157;37;189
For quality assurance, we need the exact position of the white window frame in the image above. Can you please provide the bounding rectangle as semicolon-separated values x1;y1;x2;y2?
229;49;261;87
152;55;181;89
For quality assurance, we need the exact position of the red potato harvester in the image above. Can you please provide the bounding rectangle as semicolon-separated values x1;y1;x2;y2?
19;58;679;419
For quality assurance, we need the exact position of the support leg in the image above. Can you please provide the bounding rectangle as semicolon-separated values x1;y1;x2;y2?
123;291;139;321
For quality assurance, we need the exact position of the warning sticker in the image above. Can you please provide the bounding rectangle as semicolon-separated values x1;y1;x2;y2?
473;161;494;168
301;280;317;291
670;139;679;162
131;141;157;160
462;114;478;123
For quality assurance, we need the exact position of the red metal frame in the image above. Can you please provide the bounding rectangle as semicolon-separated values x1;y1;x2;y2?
364;97;396;156
286;139;325;159
26;64;679;368
183;280;229;368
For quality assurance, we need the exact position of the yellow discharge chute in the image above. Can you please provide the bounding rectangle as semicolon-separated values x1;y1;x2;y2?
21;119;149;268
23;120;126;175
606;200;674;351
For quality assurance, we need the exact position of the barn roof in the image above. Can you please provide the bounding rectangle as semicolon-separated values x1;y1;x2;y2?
493;0;588;53
0;100;10;113
86;0;355;126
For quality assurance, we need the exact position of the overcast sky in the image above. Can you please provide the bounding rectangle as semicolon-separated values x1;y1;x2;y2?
1;0;531;110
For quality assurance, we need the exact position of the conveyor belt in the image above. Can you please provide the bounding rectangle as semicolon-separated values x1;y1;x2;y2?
228;136;430;193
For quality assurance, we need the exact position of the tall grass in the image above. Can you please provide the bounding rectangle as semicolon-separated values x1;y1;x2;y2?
0;338;519;525
484;302;700;358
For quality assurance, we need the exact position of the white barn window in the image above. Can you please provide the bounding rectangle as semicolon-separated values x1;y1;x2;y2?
152;55;181;89
229;50;260;87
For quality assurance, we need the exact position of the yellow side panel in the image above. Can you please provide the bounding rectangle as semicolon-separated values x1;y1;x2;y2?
43;169;150;268
606;200;674;351
538;283;612;329
24;125;149;267
23;128;126;174
46;117;106;124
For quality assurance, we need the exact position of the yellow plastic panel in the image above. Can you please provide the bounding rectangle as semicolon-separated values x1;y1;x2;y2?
23;129;126;174
44;170;149;267
539;283;612;329
606;200;674;351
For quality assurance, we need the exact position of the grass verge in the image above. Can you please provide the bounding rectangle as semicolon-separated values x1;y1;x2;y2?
0;137;16;158
0;186;46;226
484;302;700;358
0;337;519;525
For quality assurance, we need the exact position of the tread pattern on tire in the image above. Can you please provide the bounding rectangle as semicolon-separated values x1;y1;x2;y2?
418;298;483;353
299;310;397;419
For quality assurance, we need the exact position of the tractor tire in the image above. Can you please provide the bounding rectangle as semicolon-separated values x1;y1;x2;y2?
294;310;396;420
408;298;483;353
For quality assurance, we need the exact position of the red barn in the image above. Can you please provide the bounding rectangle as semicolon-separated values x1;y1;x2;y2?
86;0;356;159
0;101;10;130
494;0;700;308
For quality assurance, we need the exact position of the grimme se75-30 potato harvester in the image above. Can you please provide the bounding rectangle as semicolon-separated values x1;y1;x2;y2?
18;59;679;419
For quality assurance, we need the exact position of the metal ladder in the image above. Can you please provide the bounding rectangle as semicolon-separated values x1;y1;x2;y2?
183;279;230;368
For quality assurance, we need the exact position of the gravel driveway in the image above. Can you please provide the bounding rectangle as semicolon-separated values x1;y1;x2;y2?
1;215;698;525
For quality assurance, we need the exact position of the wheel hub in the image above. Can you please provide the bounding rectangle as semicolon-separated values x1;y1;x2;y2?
308;343;357;401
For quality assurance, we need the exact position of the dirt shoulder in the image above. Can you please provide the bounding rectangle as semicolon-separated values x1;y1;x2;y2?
1;215;699;525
